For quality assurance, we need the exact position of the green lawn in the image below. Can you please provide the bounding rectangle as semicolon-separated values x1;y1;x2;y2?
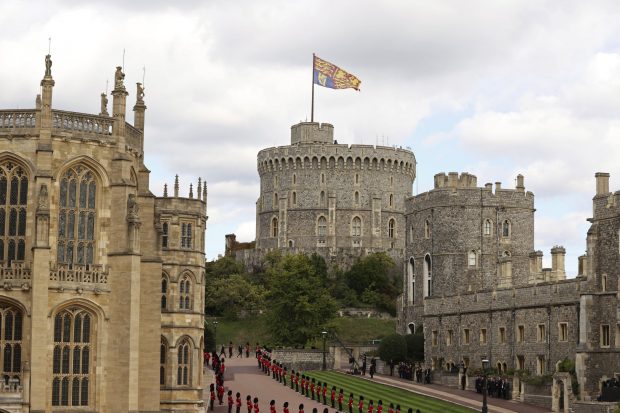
302;371;475;413
207;315;396;347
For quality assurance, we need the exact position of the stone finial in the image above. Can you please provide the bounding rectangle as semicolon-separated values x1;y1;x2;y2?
203;181;207;199
100;93;109;116
174;175;179;197
197;178;202;200
136;82;145;104
44;54;52;77
163;183;168;198
114;66;125;90
189;183;194;199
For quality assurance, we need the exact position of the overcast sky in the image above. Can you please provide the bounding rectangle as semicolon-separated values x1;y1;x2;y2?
2;0;620;273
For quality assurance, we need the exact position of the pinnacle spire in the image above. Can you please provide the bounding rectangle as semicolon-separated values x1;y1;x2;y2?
174;175;179;197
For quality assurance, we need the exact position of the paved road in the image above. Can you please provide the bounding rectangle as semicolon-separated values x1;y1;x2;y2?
204;356;550;413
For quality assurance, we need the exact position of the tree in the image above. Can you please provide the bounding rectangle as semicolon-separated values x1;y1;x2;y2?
405;331;424;361
204;323;216;352
378;333;407;363
205;256;245;278
204;274;266;317
265;254;338;346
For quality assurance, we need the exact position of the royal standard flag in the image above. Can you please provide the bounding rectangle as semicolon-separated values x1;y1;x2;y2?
313;55;361;91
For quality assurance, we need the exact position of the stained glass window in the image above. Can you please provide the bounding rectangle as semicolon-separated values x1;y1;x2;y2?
0;303;23;383
0;161;28;263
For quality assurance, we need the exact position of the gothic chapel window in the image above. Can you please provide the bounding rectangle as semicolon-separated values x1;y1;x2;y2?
0;161;28;263
179;275;192;311
58;166;96;266
162;222;169;248
0;302;23;383
177;339;191;386
484;219;492;236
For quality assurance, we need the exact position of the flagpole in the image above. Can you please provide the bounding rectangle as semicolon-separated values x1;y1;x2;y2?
311;53;315;123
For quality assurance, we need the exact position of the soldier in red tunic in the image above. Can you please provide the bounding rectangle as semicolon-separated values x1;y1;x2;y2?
209;383;216;411
283;402;289;413
236;392;242;413
298;404;304;413
301;375;306;396
322;383;327;405
348;393;354;413
253;397;260;413
270;400;276;413
388;403;394;413
228;390;234;413
357;396;364;413
338;388;344;411
217;382;225;405
377;400;382;413
247;395;253;413
367;400;374;413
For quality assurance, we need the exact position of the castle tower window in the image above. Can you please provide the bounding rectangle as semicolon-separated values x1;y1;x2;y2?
321;173;325;184
179;275;192;311
271;217;278;237
317;216;327;237
161;275;168;310
351;217;362;237
423;254;432;297
480;328;487;344
0;161;28;263
177;339;191;386
52;307;93;407
160;337;168;386
273;193;278;209
502;220;511;237
424;220;431;239
389;194;393;208
162;222;169;248
602;275;607;291
537;324;546;342
320;191;325;207
483;219;492;236
407;257;415;305
292;174;296;185
601;325;610;348
57;166;97;266
292;191;297;206
468;250;477;267
559;323;568;342
273;176;279;187
288;240;294;248
518;325;525;343
390;176;393;186
354;191;359;205
536;356;545;375
0;303;22;384
388;219;395;238
355;174;359;184
180;223;192;249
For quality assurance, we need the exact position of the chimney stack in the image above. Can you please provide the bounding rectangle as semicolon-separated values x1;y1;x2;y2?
595;172;610;196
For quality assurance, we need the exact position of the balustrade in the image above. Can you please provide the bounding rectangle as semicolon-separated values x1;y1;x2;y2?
51;110;112;135
0;110;36;129
50;263;108;284
0;261;31;282
125;123;143;150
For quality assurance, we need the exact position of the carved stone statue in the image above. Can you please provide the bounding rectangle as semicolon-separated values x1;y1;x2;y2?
45;54;52;77
114;66;125;89
100;93;109;116
37;184;49;210
136;82;145;103
127;193;140;220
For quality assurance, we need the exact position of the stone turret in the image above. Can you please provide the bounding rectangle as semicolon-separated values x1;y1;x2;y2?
290;122;334;144
550;246;566;281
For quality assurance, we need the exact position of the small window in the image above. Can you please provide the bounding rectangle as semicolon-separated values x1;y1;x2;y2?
355;174;359;184
317;216;327;237
180;223;192;249
388;219;395;238
446;330;453;346
499;327;506;344
479;328;487;344
321;173;325;184
463;328;470;345
537;324;546;342
271;217;278;238
502;220;511;237
517;355;525;370
352;217;362;237
288;240;294;248
292;191;297;206
468;250;477;267
390;176;393;186
320;191;325;207
601;325;610;348
354;191;359;204
602;275;607;291
273;193;278;208
424;220;431;239
559;323;568;342
483;219;492;236
536;356;545;375
162;222;169;248
389;194;393;207
518;325;525;343
292;174;296;185
431;331;438;347
274;176;279;187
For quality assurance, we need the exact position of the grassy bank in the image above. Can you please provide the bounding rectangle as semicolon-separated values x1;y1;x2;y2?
206;315;396;347
304;371;475;413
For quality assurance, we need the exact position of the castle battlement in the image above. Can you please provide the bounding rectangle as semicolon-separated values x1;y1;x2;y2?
592;172;620;220
156;175;207;215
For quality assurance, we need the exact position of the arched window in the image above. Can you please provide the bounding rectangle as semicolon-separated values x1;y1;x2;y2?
160;338;167;386
389;194;393;208
407;323;415;334
271;217;278;237
468;250;477;267
388;219;395;238
320;191;325;207
502;220;511;237
292;174;296;185
355;174;359;184
179;275;192;311
0;302;23;384
351;217;362;237
354;191;359;204
181;223;192;249
483;219;492;236
162;222;169;248
407;257;415;305
424;220;431;239
292;191;297;206
288;240;294;248
321;173;325;184
161;275;168;310
317;216;327;237
423;254;432;297
0;161;28;263
177;339;191;386
273;193;278;208
52;307;92;407
57;165;96;266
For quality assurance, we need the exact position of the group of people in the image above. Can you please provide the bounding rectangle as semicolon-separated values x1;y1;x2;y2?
395;362;431;385
254;345;424;413
205;349;228;411
474;376;511;399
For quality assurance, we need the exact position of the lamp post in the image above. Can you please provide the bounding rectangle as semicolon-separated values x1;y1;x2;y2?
481;358;489;413
213;320;218;352
322;331;328;371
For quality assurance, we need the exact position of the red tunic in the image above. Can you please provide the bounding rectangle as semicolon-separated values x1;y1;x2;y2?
236;397;242;408
248;401;254;411
377;406;382;413
270;406;276;413
348;397;354;408
332;390;336;401
228;396;234;406
358;401;364;411
284;408;289;413
323;387;327;397
368;405;374;413
210;391;216;401
254;405;260;413
338;393;344;404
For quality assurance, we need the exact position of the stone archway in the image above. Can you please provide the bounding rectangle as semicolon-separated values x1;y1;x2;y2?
552;372;572;413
